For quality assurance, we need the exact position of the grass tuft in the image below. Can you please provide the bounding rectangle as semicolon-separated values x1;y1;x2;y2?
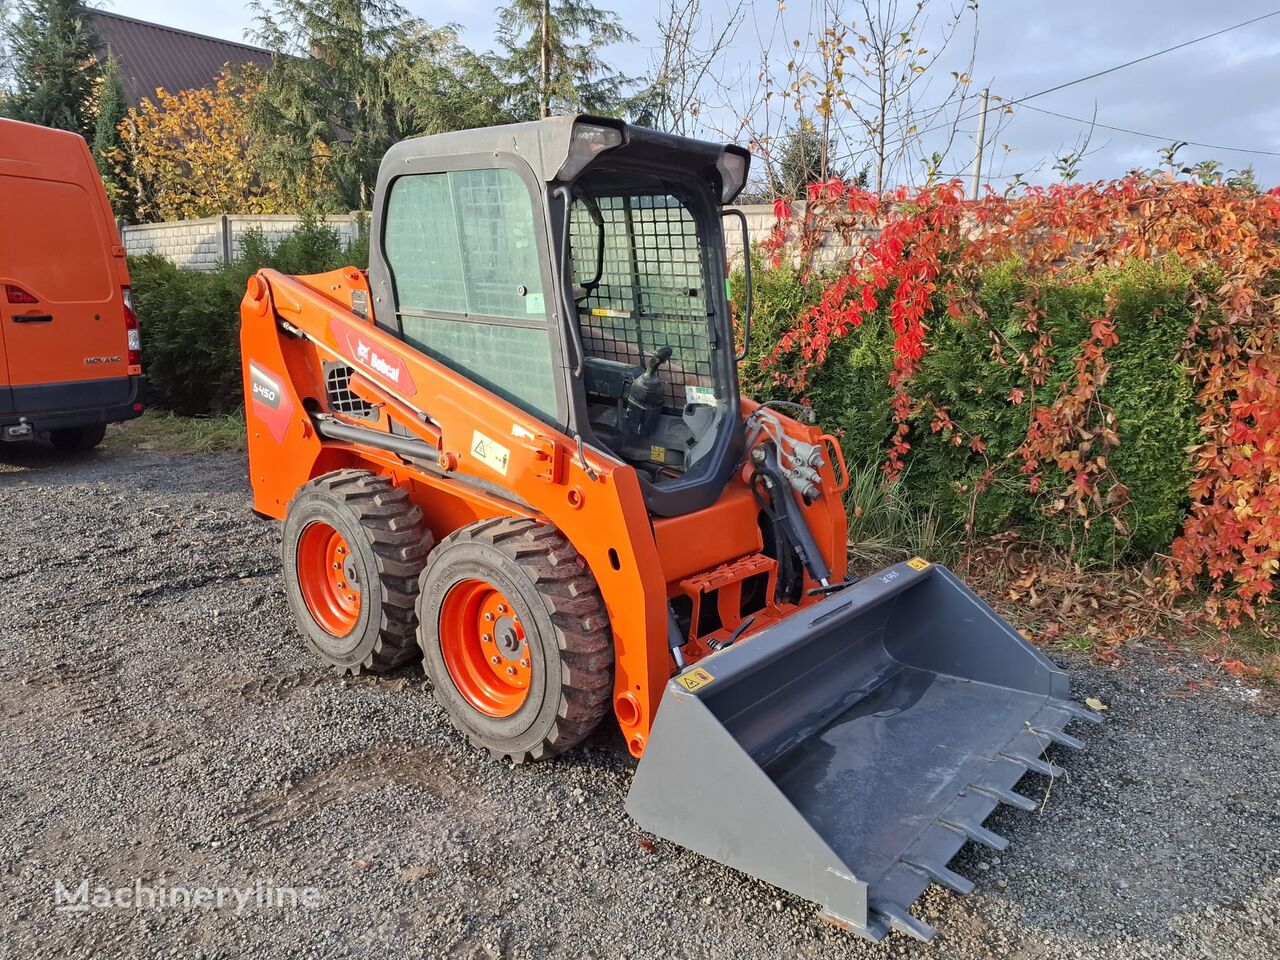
107;410;246;454
844;460;957;570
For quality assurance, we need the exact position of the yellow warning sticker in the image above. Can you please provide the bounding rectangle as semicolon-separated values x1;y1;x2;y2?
650;444;667;464
591;308;631;319
676;667;715;692
471;430;511;476
906;557;931;571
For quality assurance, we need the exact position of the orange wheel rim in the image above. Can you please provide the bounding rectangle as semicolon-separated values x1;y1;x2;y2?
440;579;530;718
297;521;361;637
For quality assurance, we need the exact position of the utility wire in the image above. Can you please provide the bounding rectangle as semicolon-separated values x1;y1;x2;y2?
872;9;1280;170
1003;8;1280;109
1018;102;1280;157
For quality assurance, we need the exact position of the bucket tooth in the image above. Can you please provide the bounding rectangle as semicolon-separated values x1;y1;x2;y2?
1029;725;1086;751
1053;699;1105;725
939;816;1009;852
969;783;1038;812
871;903;936;942
1001;751;1065;779
902;858;975;895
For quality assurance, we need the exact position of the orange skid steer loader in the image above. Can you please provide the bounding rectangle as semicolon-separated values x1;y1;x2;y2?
241;117;1096;942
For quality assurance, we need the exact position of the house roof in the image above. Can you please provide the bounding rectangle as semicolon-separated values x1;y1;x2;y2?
88;11;274;105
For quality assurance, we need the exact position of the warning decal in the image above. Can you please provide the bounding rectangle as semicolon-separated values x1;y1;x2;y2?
676;667;715;692
471;431;511;476
906;557;931;571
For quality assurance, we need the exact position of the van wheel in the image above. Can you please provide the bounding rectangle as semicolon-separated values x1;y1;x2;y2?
49;424;106;452
282;470;434;674
417;517;613;763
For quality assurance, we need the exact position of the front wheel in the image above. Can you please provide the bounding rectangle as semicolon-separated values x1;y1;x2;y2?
417;517;613;763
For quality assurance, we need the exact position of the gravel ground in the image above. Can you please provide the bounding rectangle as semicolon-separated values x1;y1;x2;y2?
0;442;1277;960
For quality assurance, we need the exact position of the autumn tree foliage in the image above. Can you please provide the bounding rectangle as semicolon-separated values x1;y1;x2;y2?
757;175;1280;625
113;70;309;222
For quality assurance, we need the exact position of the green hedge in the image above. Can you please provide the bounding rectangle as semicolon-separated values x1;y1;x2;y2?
738;254;1200;562
129;218;368;415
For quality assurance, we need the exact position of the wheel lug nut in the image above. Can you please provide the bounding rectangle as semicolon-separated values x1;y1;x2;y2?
519;659;529;668
506;666;516;675
484;612;494;621
497;604;507;613
482;634;492;643
337;582;346;589
490;655;501;664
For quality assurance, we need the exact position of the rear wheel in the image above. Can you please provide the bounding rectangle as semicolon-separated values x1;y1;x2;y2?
282;469;433;674
417;517;612;763
49;423;106;452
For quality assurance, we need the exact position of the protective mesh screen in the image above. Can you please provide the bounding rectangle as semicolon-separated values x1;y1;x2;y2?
324;364;376;420
570;194;715;410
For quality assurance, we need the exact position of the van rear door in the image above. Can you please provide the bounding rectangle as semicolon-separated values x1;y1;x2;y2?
0;141;131;414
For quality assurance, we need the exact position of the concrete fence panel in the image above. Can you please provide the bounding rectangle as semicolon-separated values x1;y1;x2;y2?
120;213;363;270
120;205;863;273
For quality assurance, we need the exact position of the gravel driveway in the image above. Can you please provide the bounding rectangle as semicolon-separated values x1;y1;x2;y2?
0;443;1276;959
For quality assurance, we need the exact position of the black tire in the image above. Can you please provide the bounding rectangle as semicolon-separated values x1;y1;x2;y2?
417;517;613;763
49;423;106;452
282;469;433;674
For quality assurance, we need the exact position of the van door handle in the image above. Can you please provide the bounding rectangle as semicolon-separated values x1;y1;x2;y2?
12;314;52;323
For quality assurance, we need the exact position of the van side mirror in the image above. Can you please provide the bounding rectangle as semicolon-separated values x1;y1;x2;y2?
722;208;752;363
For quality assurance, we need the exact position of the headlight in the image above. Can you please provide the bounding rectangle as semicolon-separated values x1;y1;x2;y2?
558;123;624;181
716;150;748;203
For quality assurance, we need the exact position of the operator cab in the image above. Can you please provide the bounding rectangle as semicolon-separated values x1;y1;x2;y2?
369;116;751;517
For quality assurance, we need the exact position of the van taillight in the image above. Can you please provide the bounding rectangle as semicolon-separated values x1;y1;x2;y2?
5;284;37;304
122;287;142;366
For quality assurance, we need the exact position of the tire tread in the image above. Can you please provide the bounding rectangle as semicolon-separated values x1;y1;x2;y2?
421;517;612;763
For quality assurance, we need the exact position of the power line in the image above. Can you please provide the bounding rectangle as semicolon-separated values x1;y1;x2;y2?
870;8;1280;177
1017;102;1280;157
1004;8;1280;109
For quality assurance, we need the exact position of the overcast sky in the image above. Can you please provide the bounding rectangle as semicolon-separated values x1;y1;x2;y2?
98;0;1280;188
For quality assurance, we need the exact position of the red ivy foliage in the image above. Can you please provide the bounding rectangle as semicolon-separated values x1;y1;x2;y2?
761;175;1280;624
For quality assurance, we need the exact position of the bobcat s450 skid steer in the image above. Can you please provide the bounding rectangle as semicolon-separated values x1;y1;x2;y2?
240;116;1097;943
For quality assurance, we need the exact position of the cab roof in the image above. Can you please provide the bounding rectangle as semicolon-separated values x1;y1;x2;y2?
378;115;751;201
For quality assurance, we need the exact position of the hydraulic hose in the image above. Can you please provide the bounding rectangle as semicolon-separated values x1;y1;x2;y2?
751;443;831;588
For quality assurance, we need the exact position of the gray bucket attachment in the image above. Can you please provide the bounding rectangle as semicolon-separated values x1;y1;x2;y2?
626;559;1099;942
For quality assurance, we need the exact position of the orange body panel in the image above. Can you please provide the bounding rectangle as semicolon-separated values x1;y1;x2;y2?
651;484;763;583
0;118;133;390
242;268;848;756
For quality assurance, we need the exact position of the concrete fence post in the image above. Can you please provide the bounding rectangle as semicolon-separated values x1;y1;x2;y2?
220;214;233;266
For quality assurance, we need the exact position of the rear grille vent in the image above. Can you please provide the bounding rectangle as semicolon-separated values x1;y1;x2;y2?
325;364;377;419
